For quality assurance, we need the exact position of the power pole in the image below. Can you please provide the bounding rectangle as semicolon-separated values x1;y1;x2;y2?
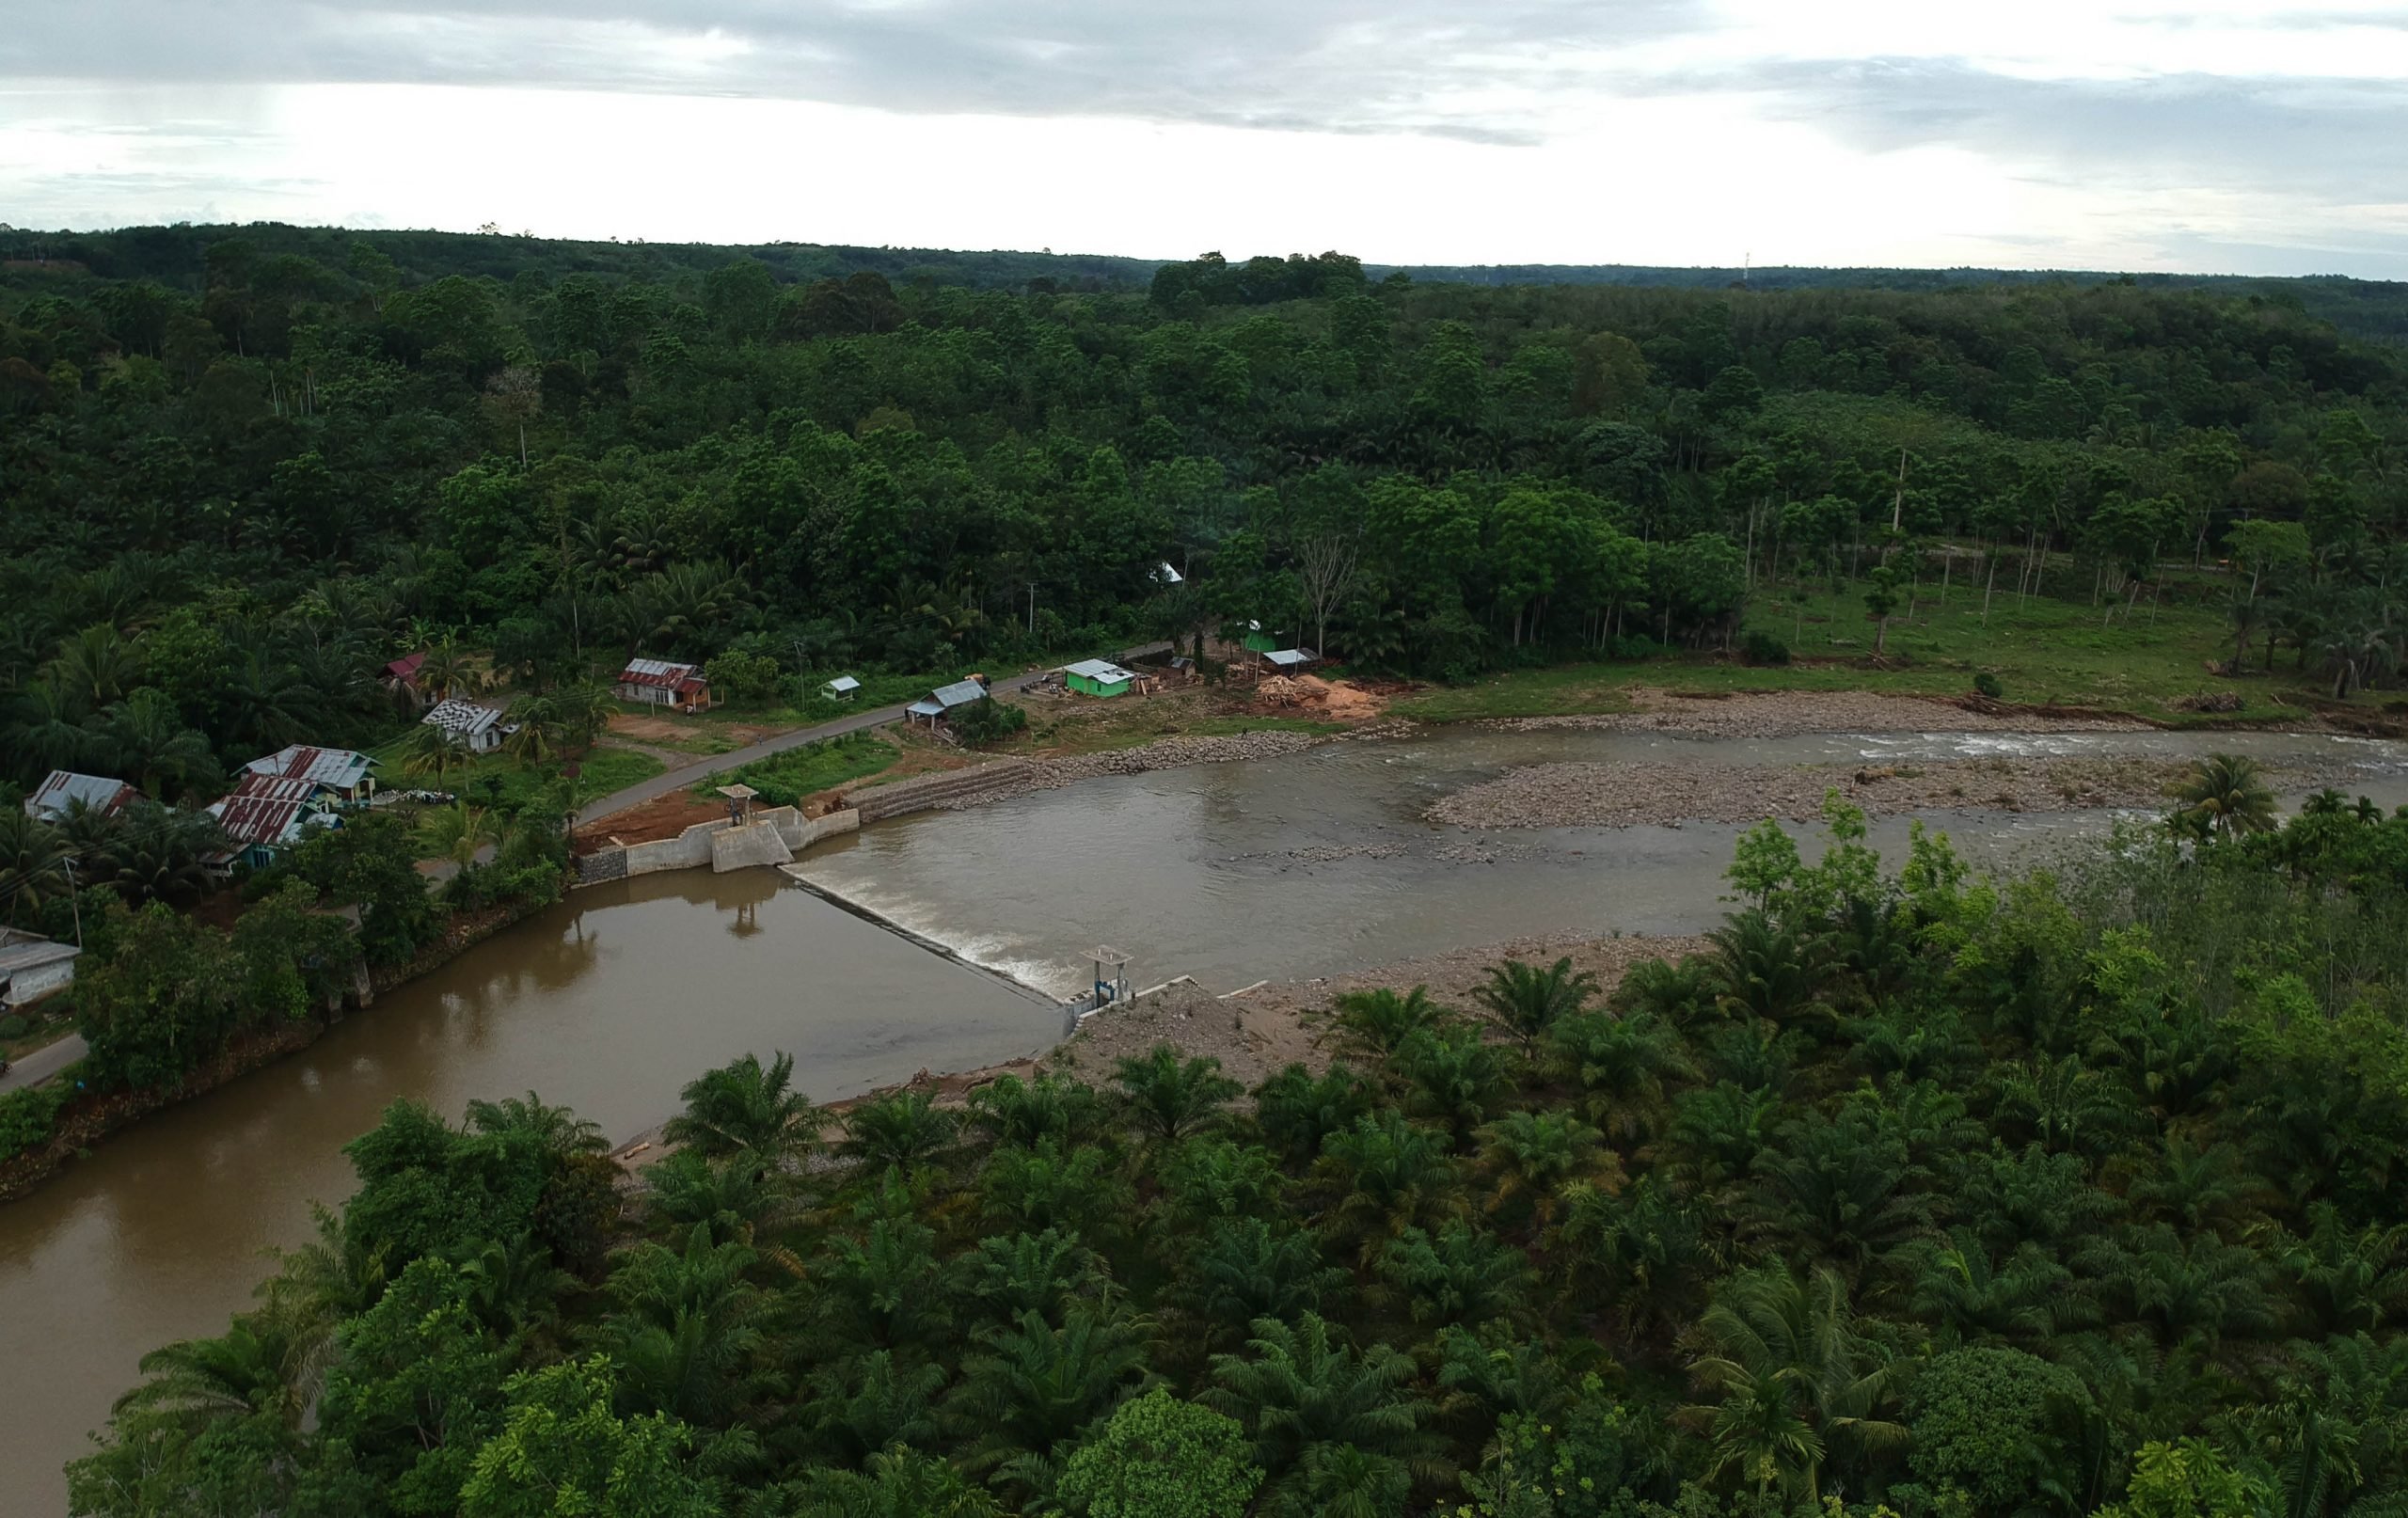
1026;582;1037;637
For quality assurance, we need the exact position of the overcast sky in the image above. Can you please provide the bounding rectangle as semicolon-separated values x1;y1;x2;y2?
4;1;2405;276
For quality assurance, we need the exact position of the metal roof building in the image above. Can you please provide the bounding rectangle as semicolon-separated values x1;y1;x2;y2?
615;656;712;710
1262;648;1320;670
1065;658;1139;697
24;770;138;824
421;699;509;752
907;678;990;721
822;674;863;697
244;745;378;795
0;929;79;1010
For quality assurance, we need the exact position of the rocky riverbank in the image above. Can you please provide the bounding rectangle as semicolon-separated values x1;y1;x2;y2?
1499;687;2149;739
1426;754;2356;830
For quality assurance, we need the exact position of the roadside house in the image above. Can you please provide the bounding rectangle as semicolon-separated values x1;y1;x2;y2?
1064;658;1137;698
906;677;990;728
243;745;379;805
383;652;429;707
420;698;510;754
615;657;713;713
0;927;78;1012
821;675;863;702
23;770;138;825
205;773;329;877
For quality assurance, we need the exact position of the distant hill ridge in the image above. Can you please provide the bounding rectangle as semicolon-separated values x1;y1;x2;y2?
5;222;2404;340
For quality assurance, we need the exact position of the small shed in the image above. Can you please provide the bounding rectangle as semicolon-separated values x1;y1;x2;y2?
907;677;990;727
1064;658;1137;698
0;928;79;1011
420;699;510;754
821;674;863;702
1261;647;1320;673
615;656;713;712
24;770;138;825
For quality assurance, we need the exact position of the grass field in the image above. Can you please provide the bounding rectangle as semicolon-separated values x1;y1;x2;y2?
690;734;900;807
1393;573;2333;726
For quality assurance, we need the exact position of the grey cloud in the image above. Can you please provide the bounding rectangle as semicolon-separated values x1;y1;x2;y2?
1716;58;2408;203
1;1;1707;141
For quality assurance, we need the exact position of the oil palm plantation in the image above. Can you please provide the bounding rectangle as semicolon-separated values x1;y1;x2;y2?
1205;1312;1442;1518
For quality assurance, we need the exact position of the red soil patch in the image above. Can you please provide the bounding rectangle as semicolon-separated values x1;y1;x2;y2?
573;791;721;852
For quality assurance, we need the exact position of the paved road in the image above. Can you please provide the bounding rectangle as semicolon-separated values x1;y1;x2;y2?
574;644;1172;829
0;1032;87;1094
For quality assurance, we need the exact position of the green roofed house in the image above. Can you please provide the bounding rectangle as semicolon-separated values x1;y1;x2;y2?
1064;658;1137;698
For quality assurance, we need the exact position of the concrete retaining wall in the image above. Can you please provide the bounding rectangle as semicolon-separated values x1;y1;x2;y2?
574;760;1029;887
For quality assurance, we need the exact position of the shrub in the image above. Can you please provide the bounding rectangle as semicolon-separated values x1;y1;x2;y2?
1974;672;2005;699
1740;630;1790;666
0;1076;75;1160
0;1014;28;1040
949;696;1029;748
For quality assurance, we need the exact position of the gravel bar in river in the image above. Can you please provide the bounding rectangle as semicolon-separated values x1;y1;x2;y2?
1427;755;2348;830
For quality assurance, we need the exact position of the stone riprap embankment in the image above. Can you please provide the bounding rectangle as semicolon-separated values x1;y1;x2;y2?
1500;688;2147;739
1431;756;2245;830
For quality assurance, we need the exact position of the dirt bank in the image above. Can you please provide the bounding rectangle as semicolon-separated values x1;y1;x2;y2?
1500;687;2150;739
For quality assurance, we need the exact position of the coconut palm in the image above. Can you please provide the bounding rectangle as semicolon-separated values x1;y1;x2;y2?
395;719;468;788
417;801;497;872
418;637;483;704
664;1051;825;1168
2170;753;2278;839
1469;956;1599;1053
501;691;567;767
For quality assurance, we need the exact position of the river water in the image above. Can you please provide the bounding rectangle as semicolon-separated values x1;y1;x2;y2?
7;724;2408;1510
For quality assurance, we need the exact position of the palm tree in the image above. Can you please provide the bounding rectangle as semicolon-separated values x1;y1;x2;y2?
590;1225;769;1427
837;1090;960;1173
799;1352;948;1466
8;674;96;773
664;1051;824;1168
1469;957;1599;1052
1681;1264;1905;1504
642;1148;802;1246
418;637;482;704
1703;910;1831;1032
417;802;498;872
964;1072;1113;1149
1392;1025;1511;1144
48;623;143;707
501;691;567;767
0;808;70;925
98;688;219;799
1545;1007;1697;1142
2170;753;2278;840
1204;1313;1442;1516
1329;985;1448;1063
1172;1219;1349;1347
1474;1109;1612;1232
465;1090;608;1158
1113;1045;1243;1146
395;719;469;788
942;1305;1153;1503
94;800;223;906
1316;1111;1464;1257
453;1230;578;1347
112;1317;310;1433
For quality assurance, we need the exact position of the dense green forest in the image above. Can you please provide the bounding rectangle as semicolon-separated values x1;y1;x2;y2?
6;225;2408;816
65;780;2408;1517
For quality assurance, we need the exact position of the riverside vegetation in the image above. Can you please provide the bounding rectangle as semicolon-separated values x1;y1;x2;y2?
63;764;2408;1518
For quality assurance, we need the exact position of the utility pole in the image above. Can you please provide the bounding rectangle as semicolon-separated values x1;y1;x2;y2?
1026;582;1037;637
62;857;80;950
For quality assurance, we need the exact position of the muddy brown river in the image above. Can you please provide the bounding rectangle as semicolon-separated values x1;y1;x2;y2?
8;724;2407;1510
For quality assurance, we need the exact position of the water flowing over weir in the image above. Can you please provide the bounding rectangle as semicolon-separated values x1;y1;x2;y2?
7;722;2408;1510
